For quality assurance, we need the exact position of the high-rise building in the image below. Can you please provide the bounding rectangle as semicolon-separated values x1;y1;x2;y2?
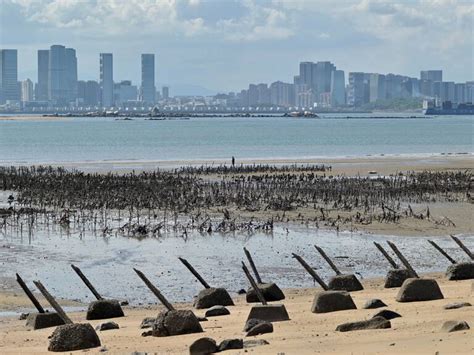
330;70;345;106
48;45;77;104
454;83;466;103
37;50;49;101
114;80;137;106
438;81;455;102
162;86;169;100
347;72;368;107
369;73;386;102
21;79;34;102
420;70;442;82
141;54;155;104
0;49;19;104
270;81;294;107
256;83;270;105
100;53;114;107
297;61;336;104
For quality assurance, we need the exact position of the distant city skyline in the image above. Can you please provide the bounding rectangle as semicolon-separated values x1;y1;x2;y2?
1;0;472;93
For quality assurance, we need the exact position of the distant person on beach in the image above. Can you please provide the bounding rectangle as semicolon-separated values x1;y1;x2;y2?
232;156;235;167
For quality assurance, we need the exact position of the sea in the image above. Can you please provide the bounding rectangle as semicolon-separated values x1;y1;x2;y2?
0;114;473;166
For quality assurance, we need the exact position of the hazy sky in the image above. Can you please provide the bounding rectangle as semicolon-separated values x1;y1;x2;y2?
1;0;473;94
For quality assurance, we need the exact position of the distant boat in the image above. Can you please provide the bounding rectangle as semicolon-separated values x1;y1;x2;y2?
288;111;319;118
423;100;474;115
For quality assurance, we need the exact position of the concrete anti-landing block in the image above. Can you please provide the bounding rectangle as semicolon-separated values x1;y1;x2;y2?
246;304;290;322
86;299;125;320
328;274;364;292
25;312;65;330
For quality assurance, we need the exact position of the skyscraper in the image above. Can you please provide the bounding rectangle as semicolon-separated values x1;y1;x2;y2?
420;70;442;82
369;73;386;102
21;79;34;102
37;50;49;101
100;53;114;107
348;72;368;107
162;86;169;100
141;54;155;104
0;49;19;104
330;70;345;106
48;45;77;104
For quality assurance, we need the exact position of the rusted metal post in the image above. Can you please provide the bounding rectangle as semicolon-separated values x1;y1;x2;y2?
178;257;211;289
292;253;328;290
16;273;45;313
428;240;456;264
33;281;73;324
242;262;267;305
133;268;175;311
314;245;341;275
71;264;103;300
243;247;263;284
450;235;474;260
373;242;399;269
386;241;419;278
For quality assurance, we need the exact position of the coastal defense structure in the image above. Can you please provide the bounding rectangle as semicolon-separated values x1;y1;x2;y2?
133;268;175;311
292;253;328;290
178;257;234;309
373;242;412;288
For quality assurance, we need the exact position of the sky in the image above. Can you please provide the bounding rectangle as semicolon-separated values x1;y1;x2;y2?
1;0;473;95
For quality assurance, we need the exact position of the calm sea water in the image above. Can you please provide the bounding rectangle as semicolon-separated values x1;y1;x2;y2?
0;114;473;165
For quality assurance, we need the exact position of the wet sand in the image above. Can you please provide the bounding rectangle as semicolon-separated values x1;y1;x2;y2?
0;274;472;354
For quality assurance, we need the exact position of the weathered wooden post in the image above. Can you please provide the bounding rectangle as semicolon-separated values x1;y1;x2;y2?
428;240;456;264
314;245;341;275
373;242;411;288
243;247;263;283
386;241;419;278
242;262;289;322
71;265;103;300
33;281;73;324
178;257;211;289
451;235;474;260
373;242;399;269
178;257;234;309
16;273;45;313
71;264;124;320
292;253;328;290
133;268;175;311
313;245;363;291
242;248;285;303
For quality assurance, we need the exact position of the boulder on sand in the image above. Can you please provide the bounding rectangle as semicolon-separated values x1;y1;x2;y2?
311;291;357;313
384;269;413;288
246;283;285;303
336;316;391;332
25;312;65;330
446;262;474;281
363;299;387;309
189;337;217;355
205;305;230;317
443;302;472;310
86;299;124;320
152;309;203;337
218;338;243;351
48;323;101;352
328;274;363;292
396;278;444;302
247;321;273;336
194;287;234;309
372;309;401;320
441;320;470;332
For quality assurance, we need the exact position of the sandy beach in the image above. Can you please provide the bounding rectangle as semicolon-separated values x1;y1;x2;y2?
0;274;472;354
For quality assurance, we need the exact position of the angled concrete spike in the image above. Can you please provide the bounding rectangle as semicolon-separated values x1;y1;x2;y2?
242;262;267;305
178;257;210;289
450;235;474;260
243;247;263;284
386;241;419;278
71;264;103;300
33;281;73;324
133;268;175;311
373;242;399;269
292;253;328;290
314;245;341;275
16;273;45;313
428;240;456;264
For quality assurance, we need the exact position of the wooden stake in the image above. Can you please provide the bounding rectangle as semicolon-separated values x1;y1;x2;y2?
71;264;103;300
242;262;267;305
373;242;399;269
243;247;263;284
178;257;211;289
450;235;474;260
33;281;73;324
15;273;45;313
133;268;175;311
386;241;419;278
314;245;341;275
292;253;328;290
428;240;456;264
